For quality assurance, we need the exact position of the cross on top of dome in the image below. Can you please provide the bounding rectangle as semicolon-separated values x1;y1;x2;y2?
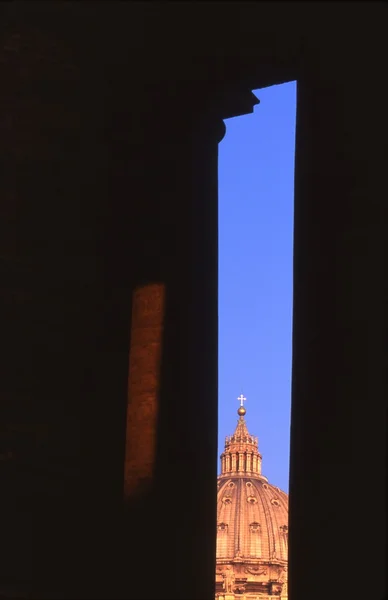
237;394;246;406
237;394;247;416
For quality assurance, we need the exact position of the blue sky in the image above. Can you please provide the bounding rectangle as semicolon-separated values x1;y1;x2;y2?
218;81;296;492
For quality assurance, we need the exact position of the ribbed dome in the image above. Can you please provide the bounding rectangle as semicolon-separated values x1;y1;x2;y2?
217;477;288;561
216;399;288;598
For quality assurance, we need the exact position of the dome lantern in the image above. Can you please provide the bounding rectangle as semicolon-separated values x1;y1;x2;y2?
220;395;263;478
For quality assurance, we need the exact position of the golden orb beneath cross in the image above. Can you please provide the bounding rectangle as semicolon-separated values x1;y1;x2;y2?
237;406;246;417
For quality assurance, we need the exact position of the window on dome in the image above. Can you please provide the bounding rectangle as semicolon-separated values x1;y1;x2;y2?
280;525;288;559
216;523;229;558
249;522;262;557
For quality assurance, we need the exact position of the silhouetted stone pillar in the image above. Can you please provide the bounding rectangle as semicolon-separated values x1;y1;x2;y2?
289;43;387;600
152;115;225;600
118;88;256;600
110;98;224;599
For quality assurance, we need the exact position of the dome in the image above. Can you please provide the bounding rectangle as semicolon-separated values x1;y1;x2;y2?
217;478;288;562
216;398;288;599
